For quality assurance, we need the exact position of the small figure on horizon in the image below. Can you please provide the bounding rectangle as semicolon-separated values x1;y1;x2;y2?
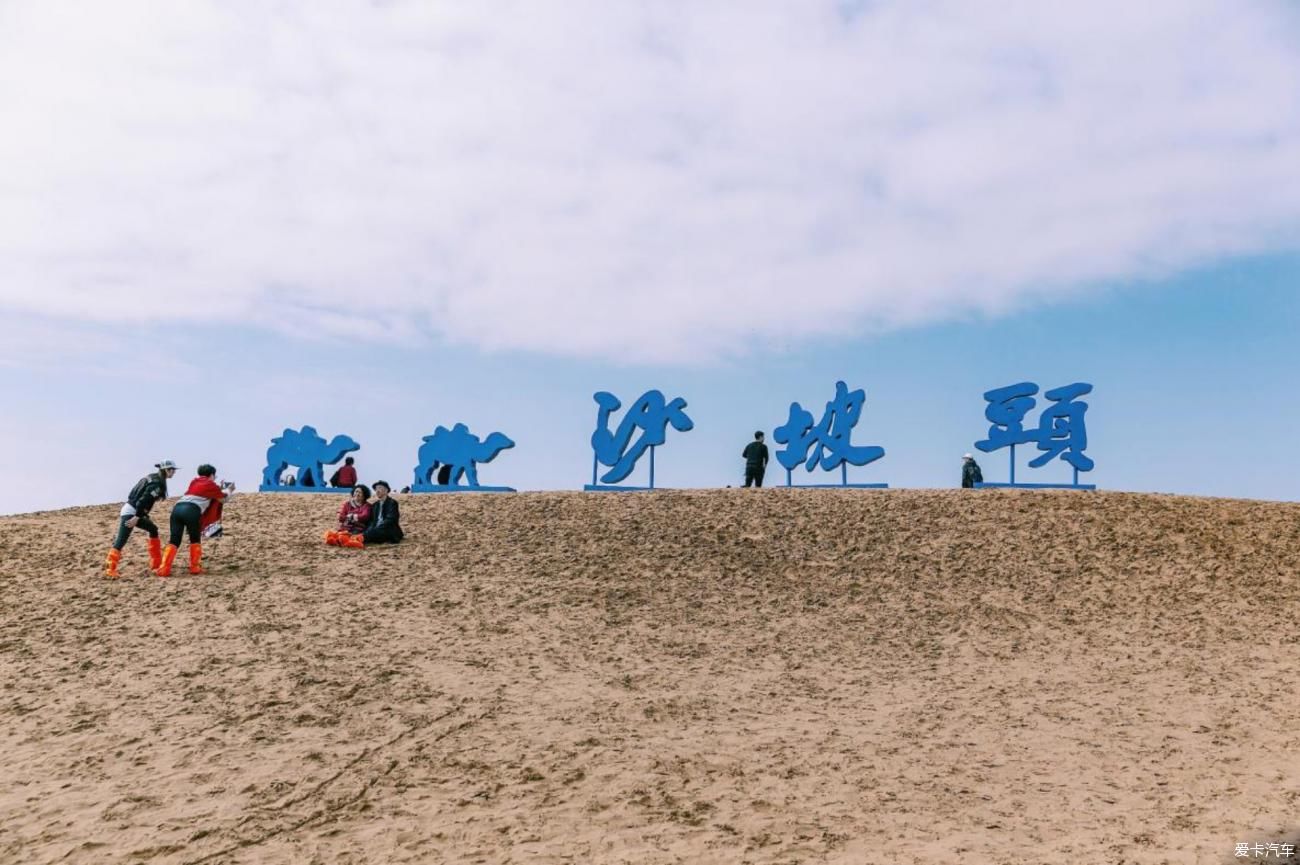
742;431;769;488
284;474;297;487
103;460;178;578
330;456;357;488
961;453;983;488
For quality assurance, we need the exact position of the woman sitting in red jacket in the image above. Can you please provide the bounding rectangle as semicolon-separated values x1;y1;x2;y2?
324;485;371;546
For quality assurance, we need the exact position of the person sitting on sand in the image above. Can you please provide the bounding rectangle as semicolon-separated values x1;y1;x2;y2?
325;485;371;546
339;480;402;548
154;464;233;577
330;456;358;489
103;459;178;578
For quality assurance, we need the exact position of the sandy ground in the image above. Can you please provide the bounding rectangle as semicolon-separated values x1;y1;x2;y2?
1;489;1298;865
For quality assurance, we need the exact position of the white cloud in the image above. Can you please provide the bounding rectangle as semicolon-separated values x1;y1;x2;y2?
1;0;1298;363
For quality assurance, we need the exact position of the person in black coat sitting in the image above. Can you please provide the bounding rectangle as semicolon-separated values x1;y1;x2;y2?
341;480;403;547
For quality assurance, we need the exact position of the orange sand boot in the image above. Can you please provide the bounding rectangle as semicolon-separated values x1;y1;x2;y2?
154;543;178;577
341;533;365;549
188;543;205;575
147;537;163;570
103;548;122;579
323;530;341;546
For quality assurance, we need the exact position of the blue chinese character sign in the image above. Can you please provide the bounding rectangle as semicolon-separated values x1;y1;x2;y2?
974;381;1096;489
412;423;516;493
585;390;694;491
773;380;888;488
259;425;360;493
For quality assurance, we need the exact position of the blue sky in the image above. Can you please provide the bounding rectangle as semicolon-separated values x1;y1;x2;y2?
2;253;1297;515
1;1;1299;513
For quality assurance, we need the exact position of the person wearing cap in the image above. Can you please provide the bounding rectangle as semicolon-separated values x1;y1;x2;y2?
154;464;233;577
338;480;402;548
742;431;770;488
103;460;178;578
961;453;984;488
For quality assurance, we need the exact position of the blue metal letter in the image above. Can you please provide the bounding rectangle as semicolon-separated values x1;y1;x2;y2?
585;389;693;490
772;381;887;488
974;381;1096;489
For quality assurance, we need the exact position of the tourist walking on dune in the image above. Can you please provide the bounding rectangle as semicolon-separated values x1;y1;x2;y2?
742;431;769;488
325;484;372;545
154;464;233;576
961;453;983;488
103;460;178;578
339;480;402;548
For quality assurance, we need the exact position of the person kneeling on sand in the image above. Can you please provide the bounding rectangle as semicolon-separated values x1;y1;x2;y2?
339;480;402;548
324;484;371;546
154;464;233;576
104;460;178;578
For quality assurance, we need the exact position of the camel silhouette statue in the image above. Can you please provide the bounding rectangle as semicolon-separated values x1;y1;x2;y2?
259;426;360;492
412;423;515;492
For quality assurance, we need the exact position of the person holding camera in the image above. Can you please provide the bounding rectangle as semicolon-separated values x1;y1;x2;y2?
154;464;234;577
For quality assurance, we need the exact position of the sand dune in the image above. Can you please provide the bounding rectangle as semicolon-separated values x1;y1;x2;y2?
1;489;1297;864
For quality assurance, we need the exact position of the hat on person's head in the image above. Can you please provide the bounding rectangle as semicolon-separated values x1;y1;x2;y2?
962;453;973;460
156;460;178;471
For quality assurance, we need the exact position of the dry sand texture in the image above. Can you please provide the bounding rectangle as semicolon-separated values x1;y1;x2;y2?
1;489;1298;864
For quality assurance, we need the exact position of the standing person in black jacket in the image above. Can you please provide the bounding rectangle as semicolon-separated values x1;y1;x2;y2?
104;460;178;578
961;453;984;488
341;480;403;548
742;431;770;488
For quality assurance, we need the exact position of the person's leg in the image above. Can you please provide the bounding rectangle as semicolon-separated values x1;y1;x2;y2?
182;506;204;574
352;523;401;547
138;516;162;569
156;504;194;575
105;516;132;577
754;468;764;488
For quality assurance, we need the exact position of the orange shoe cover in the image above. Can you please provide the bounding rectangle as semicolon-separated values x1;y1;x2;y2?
154;544;178;577
104;548;122;579
188;543;205;575
324;530;341;546
341;533;365;549
147;537;163;570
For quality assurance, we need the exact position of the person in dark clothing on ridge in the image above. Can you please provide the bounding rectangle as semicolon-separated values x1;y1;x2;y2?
742;431;770;488
330;456;357;488
961;453;983;488
104;460;178;578
340;480;403;547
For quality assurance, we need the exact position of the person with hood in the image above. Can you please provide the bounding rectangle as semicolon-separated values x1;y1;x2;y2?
339;480;402;548
961;453;984;488
104;460;178;578
324;484;371;545
742;431;770;488
154;464;233;576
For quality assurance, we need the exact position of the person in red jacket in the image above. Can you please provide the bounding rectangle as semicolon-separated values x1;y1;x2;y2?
324;485;371;545
330;457;358;488
154;464;233;577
